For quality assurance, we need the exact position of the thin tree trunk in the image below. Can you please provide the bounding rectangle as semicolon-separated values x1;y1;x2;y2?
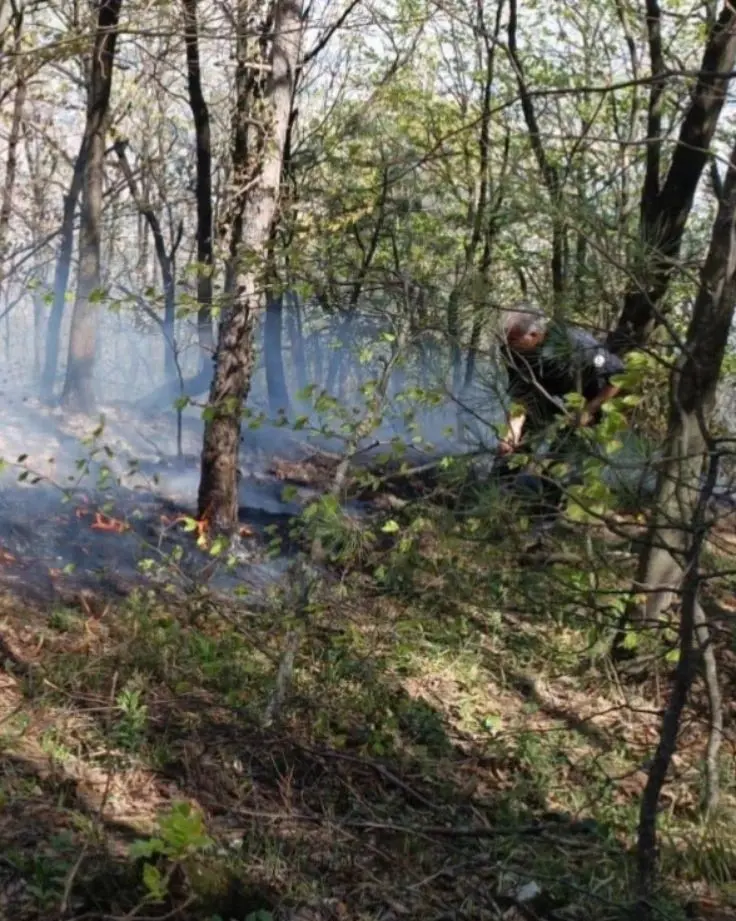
507;0;565;304
263;228;290;415
628;136;736;895
0;15;26;262
287;295;307;393
636;459;714;900
198;0;304;531
41;160;85;401
23;109;54;385
452;0;505;399
33;285;44;379
114;139;178;383
181;0;214;365
608;2;736;354
325;318;350;395
265;294;290;415
310;328;324;387
0;8;26;366
60;0;123;413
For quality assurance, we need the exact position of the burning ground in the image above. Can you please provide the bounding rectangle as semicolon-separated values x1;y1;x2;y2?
0;390;465;606
0;395;736;920
0;394;334;605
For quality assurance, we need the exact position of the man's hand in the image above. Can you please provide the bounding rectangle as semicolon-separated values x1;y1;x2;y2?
575;408;593;429
577;384;620;428
498;413;526;456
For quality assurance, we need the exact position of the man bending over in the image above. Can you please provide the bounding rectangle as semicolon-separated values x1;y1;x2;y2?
496;306;624;486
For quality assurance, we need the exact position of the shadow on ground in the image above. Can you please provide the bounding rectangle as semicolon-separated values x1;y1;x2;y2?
0;578;715;921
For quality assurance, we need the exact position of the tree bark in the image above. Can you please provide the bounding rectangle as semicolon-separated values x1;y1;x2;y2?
181;0;214;366
607;2;736;354
61;0;123;413
198;0;304;532
627;135;736;894
0;10;26;265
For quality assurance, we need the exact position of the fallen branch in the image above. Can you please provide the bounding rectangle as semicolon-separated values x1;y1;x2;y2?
229;806;601;841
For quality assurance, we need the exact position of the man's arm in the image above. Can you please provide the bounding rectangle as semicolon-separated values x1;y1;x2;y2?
579;382;620;427
578;342;626;426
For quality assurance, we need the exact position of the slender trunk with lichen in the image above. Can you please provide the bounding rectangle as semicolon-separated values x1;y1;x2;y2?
198;0;304;532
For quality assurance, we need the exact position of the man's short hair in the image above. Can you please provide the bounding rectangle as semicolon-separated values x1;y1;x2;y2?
499;305;547;342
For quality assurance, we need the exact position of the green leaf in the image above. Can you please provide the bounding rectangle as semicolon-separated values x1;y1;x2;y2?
482;714;502;732
142;863;167;901
622;631;639;651
209;534;228;557
381;519;400;533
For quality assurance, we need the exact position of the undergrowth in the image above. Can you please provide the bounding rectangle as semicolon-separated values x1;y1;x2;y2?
0;481;735;921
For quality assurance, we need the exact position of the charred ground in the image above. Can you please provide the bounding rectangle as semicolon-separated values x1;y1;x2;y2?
0;397;735;921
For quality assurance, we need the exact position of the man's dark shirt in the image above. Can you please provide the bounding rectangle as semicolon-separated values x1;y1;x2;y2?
500;322;625;433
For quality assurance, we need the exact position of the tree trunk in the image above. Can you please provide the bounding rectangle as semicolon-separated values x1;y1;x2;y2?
265;294;290;415
33;285;44;379
628;136;736;895
181;0;214;365
23;106;54;385
42;158;85;402
114;139;178;383
287;294;307;393
198;0;304;532
325;318;350;395
0;12;26;263
60;0;123;413
507;0;566;304
452;0;505;398
607;2;736;354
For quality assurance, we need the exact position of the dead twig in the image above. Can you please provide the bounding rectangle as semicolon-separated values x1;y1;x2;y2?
301;744;439;811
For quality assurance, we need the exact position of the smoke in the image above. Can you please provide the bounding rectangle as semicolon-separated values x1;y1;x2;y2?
0;285;498;602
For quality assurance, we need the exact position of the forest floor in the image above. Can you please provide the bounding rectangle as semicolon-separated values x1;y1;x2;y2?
0;443;736;921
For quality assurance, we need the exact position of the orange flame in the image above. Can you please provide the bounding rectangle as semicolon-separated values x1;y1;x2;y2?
160;513;211;547
90;512;129;533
